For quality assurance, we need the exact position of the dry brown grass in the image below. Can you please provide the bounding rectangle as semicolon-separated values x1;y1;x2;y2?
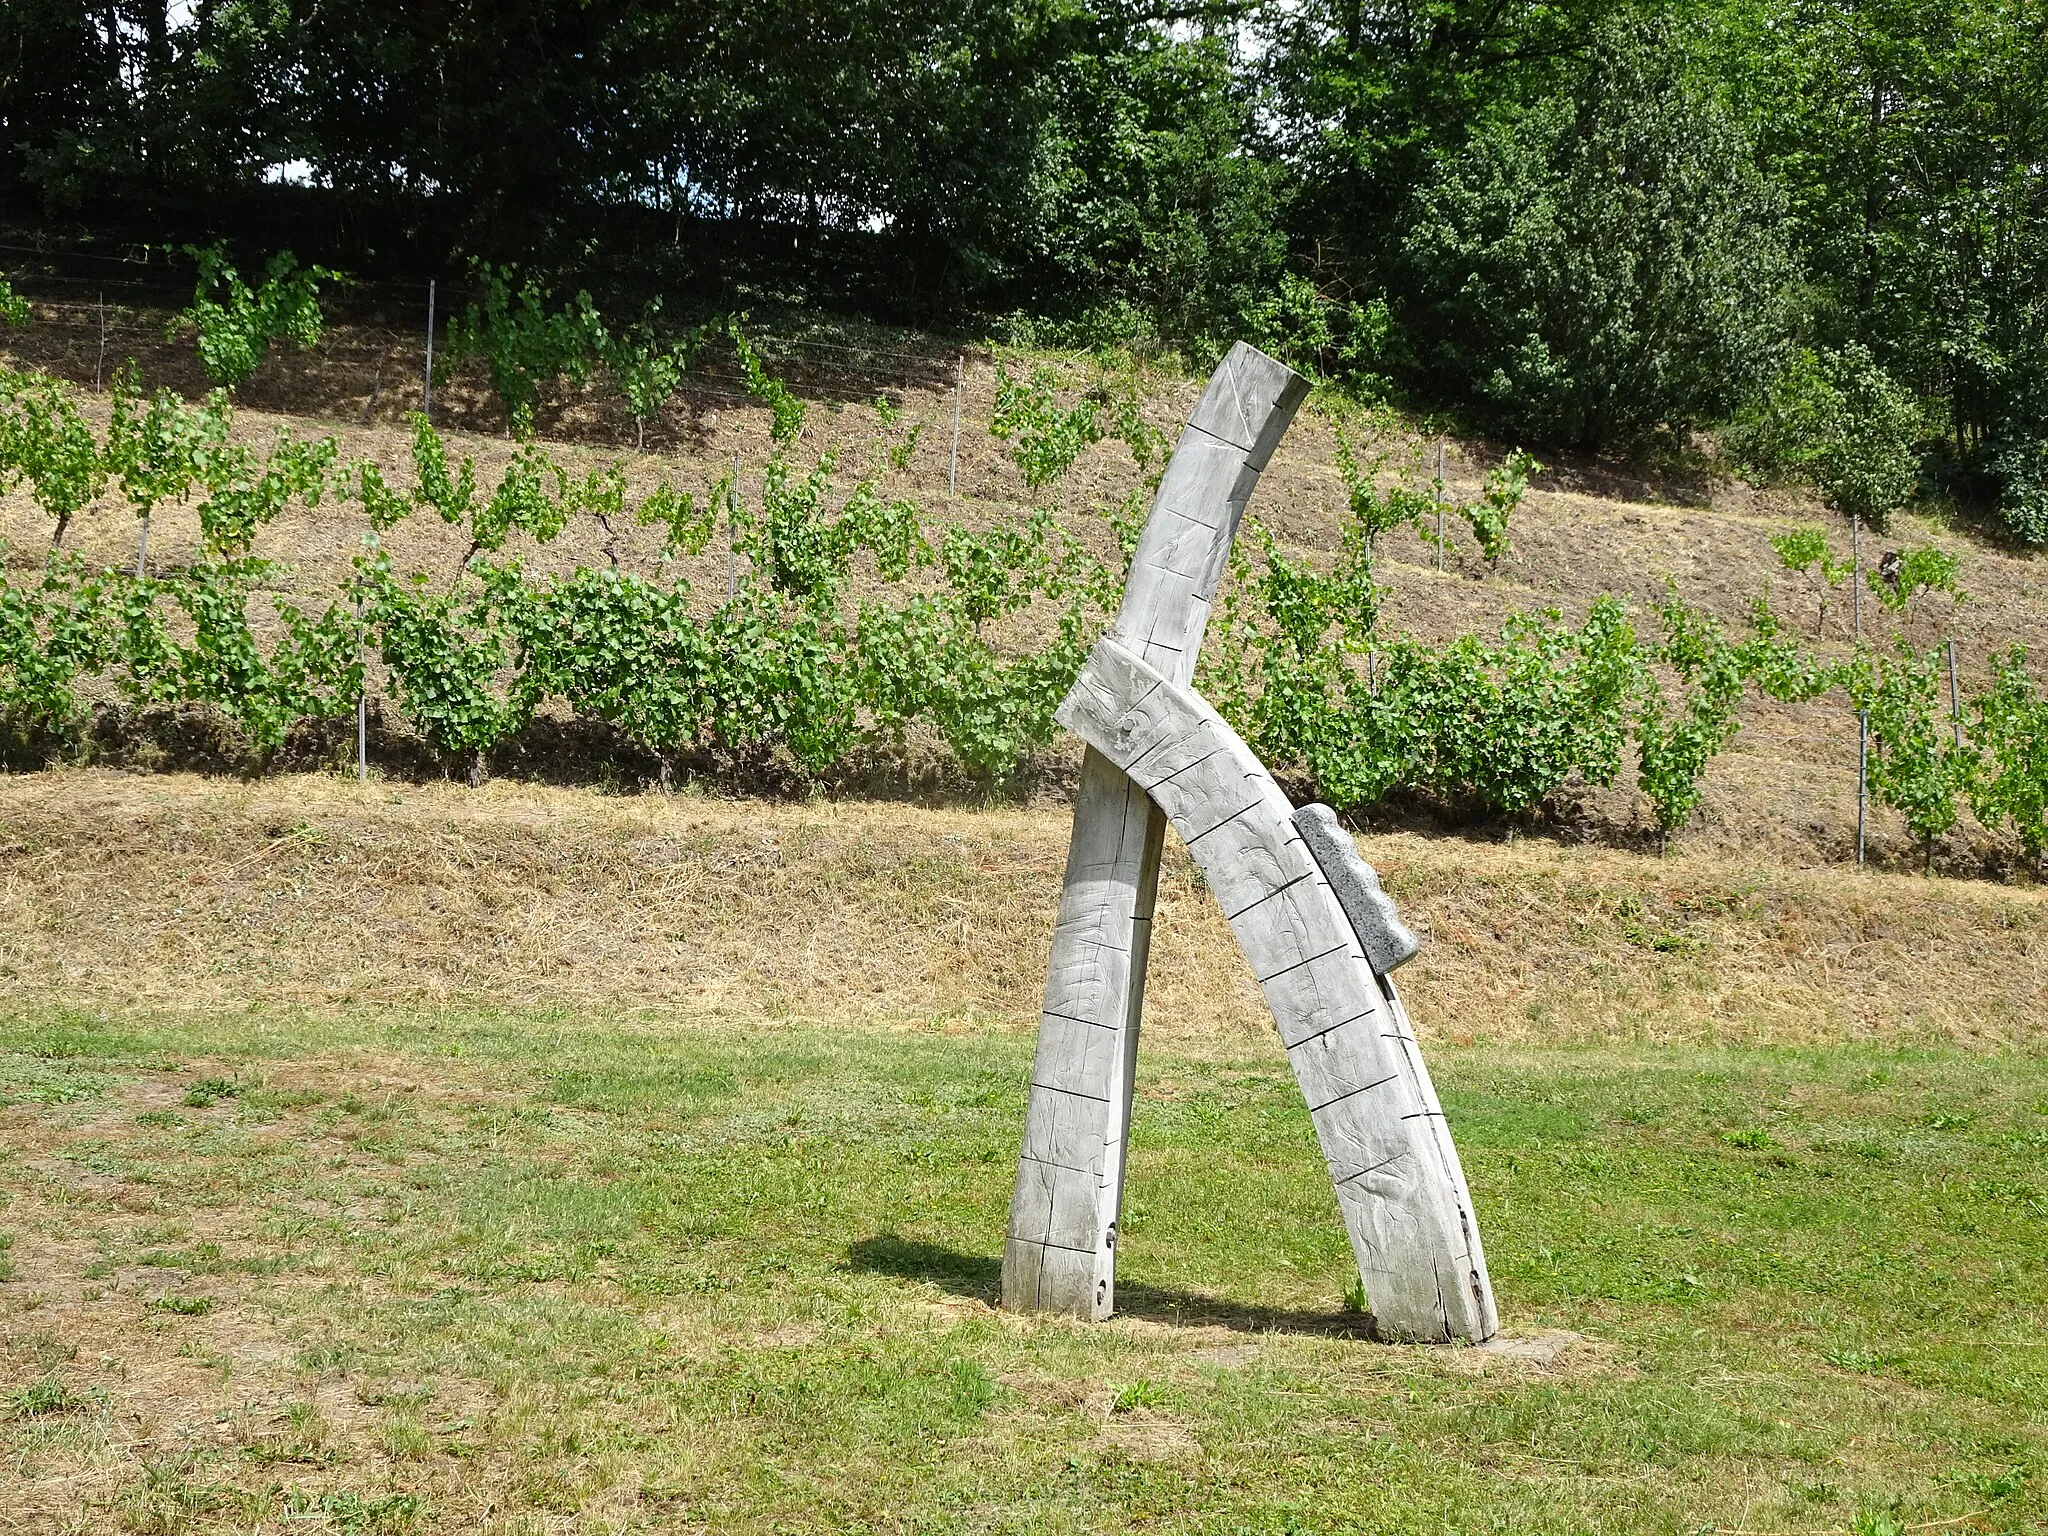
1;769;2040;1051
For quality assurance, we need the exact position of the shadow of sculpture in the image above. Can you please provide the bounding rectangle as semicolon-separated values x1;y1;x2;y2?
845;1234;1376;1339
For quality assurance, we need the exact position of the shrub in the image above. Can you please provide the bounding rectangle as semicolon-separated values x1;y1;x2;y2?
1987;435;2048;546
0;370;107;546
1769;524;1853;637
440;265;605;438
1634;593;1748;846
1846;639;1974;871
1730;346;1921;522
1968;647;2048;868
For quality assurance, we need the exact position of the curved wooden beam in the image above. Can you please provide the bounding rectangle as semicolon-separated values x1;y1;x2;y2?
1057;635;1497;1343
1003;341;1499;1342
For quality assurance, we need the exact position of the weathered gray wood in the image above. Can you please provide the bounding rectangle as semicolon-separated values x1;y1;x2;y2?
1057;635;1498;1343
1003;344;1309;1319
1003;746;1160;1316
1291;805;1489;1329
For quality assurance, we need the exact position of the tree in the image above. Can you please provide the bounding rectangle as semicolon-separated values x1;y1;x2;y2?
1400;17;1793;449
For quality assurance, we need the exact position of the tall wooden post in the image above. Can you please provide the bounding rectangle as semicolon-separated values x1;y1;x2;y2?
1004;345;1309;1320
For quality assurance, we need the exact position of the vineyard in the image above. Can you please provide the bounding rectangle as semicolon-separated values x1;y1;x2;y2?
1;264;2046;877
6;8;2047;1527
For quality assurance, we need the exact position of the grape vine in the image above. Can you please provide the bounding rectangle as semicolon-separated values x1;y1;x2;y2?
0;333;2044;876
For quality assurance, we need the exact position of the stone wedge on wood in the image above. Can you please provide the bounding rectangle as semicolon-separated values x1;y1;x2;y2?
1003;343;1310;1320
1055;635;1498;1343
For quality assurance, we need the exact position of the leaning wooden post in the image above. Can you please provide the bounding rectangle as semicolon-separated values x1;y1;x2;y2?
1003;344;1500;1342
1004;345;1307;1322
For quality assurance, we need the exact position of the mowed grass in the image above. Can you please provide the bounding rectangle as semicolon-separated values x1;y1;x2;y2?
1;1004;2044;1534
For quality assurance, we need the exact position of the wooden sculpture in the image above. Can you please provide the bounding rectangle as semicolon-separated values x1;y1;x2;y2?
1002;343;1498;1344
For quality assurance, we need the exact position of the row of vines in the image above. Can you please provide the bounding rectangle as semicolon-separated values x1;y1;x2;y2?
2;269;2046;873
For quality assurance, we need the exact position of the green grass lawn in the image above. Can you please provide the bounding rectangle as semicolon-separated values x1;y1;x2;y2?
1;1004;2044;1534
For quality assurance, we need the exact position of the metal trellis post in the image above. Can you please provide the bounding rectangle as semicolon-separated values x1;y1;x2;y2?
1435;437;1445;572
1857;708;1869;867
1947;638;1962;749
950;353;963;499
423;279;437;420
355;595;368;784
1851;514;1862;646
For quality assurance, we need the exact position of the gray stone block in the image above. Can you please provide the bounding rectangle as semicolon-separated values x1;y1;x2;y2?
1292;803;1421;977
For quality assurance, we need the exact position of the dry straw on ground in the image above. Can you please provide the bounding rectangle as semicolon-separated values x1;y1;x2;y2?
1;770;2039;1050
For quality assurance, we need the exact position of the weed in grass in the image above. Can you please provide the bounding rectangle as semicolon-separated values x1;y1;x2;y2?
248;1086;326;1112
117;1456;239;1534
0;1054;111;1105
244;1400;333;1467
281;1489;420;1533
355;1380;434;1409
148;1293;213;1316
1965;1464;2033;1502
181;1077;240;1108
379;1409;434;1459
1110;1379;1169;1413
1724;1126;1778;1149
9;1374;78;1418
135;1108;184;1128
1825;1347;1902;1374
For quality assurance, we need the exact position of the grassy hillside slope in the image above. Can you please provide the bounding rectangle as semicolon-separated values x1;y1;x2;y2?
0;772;2040;1050
5;307;2047;874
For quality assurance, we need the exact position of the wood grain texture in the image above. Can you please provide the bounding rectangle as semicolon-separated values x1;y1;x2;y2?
1003;344;1308;1319
1056;634;1498;1343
